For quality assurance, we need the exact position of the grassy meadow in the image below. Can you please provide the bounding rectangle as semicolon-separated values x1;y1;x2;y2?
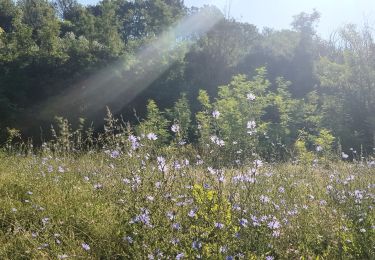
2;1;375;259
0;143;374;259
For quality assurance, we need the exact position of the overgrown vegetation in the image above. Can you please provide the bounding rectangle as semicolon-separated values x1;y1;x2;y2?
0;1;375;153
2;156;375;259
1;79;375;258
0;1;375;258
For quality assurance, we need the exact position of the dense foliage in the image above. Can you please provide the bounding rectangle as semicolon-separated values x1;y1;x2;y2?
0;1;375;156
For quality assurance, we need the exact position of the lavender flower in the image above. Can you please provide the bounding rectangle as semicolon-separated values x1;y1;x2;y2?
212;110;220;119
81;243;90;251
239;218;248;227
171;238;180;245
129;135;140;150
173;161;182;170
267;220;281;230
131;208;152;227
260;195;270;203
215;222;224;229
110;150;120;158
251;215;260;227
172;223;181;230
188;209;196;218
192;240;202;250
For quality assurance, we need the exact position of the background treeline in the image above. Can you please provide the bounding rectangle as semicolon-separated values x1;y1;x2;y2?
0;0;375;155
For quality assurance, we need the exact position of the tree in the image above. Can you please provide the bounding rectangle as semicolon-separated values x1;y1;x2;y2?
291;9;320;35
54;0;80;20
184;11;259;105
0;0;17;32
290;9;320;97
317;24;375;151
19;0;61;54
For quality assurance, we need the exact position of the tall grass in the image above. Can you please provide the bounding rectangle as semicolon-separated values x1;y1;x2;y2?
0;134;374;258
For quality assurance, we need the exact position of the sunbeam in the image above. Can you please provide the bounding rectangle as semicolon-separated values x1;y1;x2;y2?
34;8;223;126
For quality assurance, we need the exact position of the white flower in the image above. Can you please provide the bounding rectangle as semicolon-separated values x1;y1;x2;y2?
212;110;220;119
42;217;50;225
157;156;168;173
260;195;270;203
124;236;133;243
254;159;263;167
210;135;225;146
220;245;228;253
171;124;180;133
247;120;256;129
247;120;257;135
146;133;158;140
247;93;256;101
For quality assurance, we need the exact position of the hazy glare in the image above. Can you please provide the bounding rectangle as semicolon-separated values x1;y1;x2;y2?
186;1;375;38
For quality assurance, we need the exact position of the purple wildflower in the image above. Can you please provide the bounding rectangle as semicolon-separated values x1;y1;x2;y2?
81;243;90;251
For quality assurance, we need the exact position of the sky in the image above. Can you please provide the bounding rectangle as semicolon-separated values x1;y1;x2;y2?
80;0;375;39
